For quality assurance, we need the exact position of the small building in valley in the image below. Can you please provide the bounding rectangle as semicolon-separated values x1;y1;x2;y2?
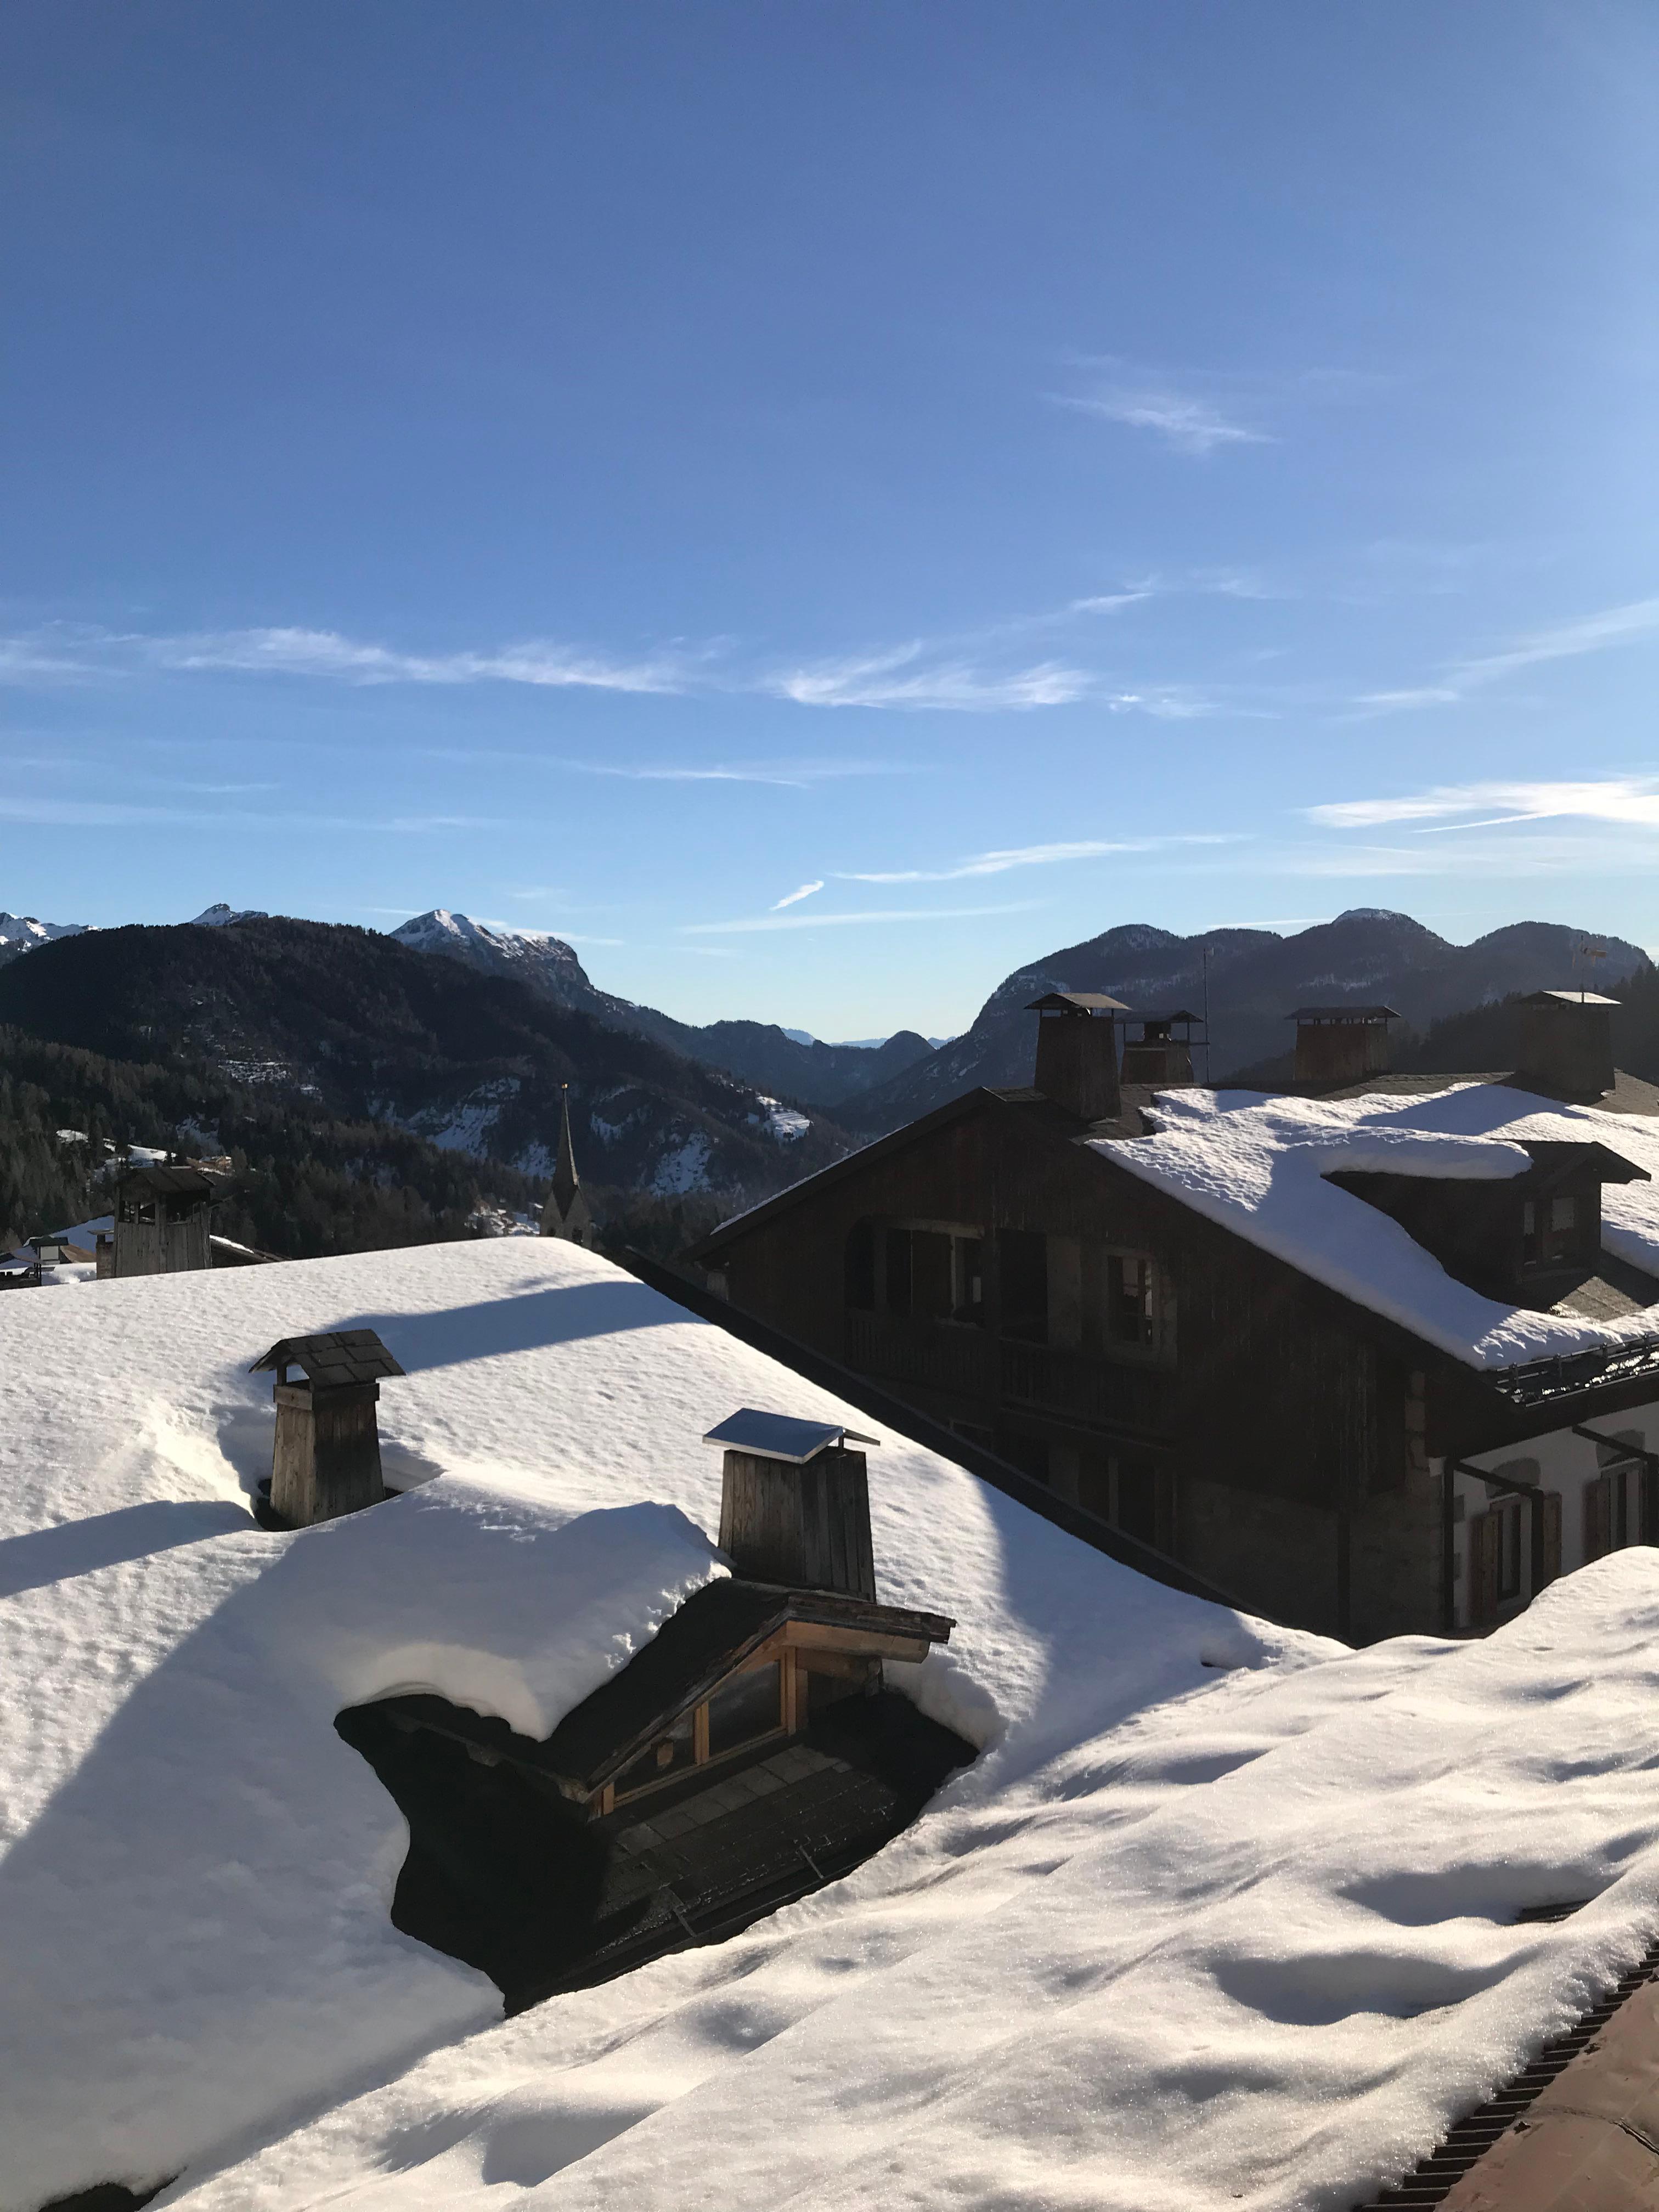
690;989;1659;1645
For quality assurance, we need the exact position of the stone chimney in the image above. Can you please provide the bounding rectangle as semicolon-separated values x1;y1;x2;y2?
1026;992;1127;1119
1118;1012;1198;1088
1516;991;1617;1099
705;1408;878;1600
1290;1005;1398;1088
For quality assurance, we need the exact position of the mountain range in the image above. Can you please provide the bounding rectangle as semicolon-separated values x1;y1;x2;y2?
1;904;1650;1201
833;909;1652;1133
388;909;936;1106
0;918;854;1208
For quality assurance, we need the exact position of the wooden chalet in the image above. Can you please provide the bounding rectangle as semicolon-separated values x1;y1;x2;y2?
336;1408;968;2006
688;989;1659;1645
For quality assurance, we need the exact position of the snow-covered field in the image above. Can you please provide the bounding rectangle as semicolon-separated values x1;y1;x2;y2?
1104;1081;1659;1367
3;1240;1659;2211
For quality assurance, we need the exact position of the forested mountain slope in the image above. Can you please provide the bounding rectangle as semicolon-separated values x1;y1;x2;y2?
0;917;852;1205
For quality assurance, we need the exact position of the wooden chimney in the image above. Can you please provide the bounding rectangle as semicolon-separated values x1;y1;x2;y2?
705;1408;879;1602
249;1329;407;1527
1026;992;1128;1120
1290;1005;1399;1088
1517;990;1618;1100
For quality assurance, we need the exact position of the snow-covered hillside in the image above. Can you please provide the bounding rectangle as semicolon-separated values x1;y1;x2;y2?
5;1245;1659;2210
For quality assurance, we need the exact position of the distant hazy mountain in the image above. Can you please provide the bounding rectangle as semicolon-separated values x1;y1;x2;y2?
388;907;937;1107
0;913;89;968
840;910;1652;1133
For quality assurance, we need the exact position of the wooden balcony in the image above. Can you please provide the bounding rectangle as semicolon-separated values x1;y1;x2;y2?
844;1311;991;1402
844;1311;1176;1440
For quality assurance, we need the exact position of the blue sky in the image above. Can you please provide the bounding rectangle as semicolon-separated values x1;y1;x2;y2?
6;3;1659;1037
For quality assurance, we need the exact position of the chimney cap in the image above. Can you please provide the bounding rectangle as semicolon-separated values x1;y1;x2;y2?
1025;990;1132;1016
703;1407;879;1463
250;1328;406;1385
1521;989;1621;1008
1288;1004;1401;1025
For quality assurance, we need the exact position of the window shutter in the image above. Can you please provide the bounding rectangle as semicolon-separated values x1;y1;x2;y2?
1583;1474;1612;1564
1538;1491;1562;1589
1469;1508;1500;1628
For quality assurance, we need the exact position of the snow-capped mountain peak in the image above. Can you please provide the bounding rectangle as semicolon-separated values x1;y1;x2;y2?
388;909;593;1002
0;912;89;968
190;903;270;927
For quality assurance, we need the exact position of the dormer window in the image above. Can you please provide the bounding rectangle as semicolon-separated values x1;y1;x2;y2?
1522;1193;1580;1270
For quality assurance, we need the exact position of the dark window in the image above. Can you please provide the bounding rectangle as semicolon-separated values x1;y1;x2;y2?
1496;1499;1523;1600
1000;1229;1048;1344
844;1221;876;1311
706;1662;783;1759
613;1708;696;1799
910;1230;953;1319
884;1227;912;1315
1546;1193;1578;1264
1107;1254;1156;1348
953;1235;985;1325
1114;1453;1161;1545
1521;1199;1538;1267
1000;1431;1051;1486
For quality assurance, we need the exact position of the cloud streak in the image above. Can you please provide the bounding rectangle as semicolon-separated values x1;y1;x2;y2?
1056;388;1270;457
1355;596;1659;715
1306;776;1659;832
771;881;825;910
766;646;1091;712
836;833;1243;884
682;901;1047;936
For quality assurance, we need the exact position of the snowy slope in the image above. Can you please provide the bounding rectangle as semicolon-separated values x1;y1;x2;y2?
7;1244;1659;2211
1101;1081;1659;1369
388;907;592;1002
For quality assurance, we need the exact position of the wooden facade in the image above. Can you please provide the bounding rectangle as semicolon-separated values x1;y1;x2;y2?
690;1086;1659;1644
111;1162;223;1277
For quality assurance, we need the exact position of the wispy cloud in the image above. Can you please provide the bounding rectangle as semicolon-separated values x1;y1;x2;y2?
569;759;909;788
1307;776;1659;832
771;881;824;910
766;646;1090;712
836;834;1240;885
682;901;1047;936
149;627;691;694
1353;596;1659;715
1056;387;1269;458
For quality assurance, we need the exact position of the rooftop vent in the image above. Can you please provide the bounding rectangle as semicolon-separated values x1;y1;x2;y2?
1026;991;1127;1120
250;1329;407;1527
1119;1009;1200;1089
706;1408;879;1600
1289;1004;1399;1088
1517;989;1618;1101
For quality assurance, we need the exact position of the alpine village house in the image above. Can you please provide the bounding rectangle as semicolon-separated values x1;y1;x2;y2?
690;989;1659;1646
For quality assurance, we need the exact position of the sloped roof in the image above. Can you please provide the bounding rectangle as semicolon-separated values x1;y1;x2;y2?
249;1329;407;1385
373;1578;953;1795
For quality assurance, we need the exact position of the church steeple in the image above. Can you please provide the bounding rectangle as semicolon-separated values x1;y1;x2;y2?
541;1085;596;1245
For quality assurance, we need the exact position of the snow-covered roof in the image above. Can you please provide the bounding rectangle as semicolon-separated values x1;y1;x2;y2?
1096;1082;1659;1370
9;1239;1659;2210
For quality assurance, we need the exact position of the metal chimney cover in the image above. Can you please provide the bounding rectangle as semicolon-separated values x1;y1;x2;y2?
702;1408;880;1463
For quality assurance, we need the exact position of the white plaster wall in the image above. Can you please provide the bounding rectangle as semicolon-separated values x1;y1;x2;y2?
1441;1400;1659;1631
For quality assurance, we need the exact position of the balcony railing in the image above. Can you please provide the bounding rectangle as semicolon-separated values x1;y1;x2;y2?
844;1310;1175;1437
844;1311;991;1401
